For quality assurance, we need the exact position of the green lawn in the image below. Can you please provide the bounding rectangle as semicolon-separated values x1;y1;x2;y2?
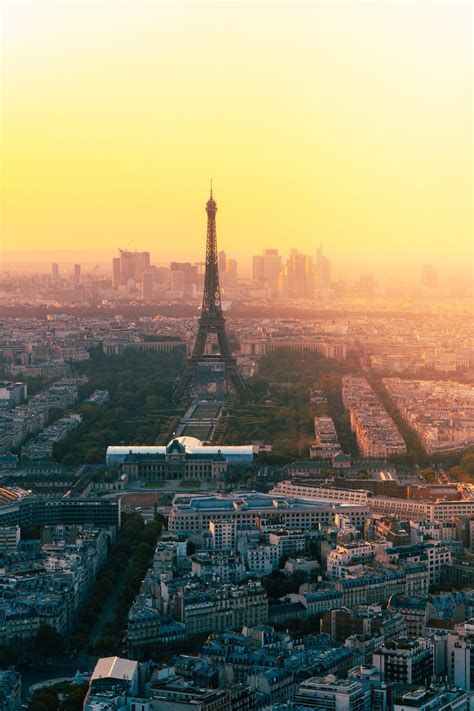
144;480;166;488
180;480;200;489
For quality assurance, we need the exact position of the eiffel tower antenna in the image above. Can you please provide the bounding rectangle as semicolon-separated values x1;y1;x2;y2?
173;187;246;402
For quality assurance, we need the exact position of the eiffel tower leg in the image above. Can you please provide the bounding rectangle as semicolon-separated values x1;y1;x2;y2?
216;320;232;360
192;322;208;360
172;364;196;402
226;363;246;395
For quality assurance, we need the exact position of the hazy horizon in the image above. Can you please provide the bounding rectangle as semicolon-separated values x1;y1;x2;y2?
2;1;472;274
1;248;472;285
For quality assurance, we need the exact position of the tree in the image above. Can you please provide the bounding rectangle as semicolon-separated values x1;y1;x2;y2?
85;448;103;464
35;625;64;657
262;571;294;600
145;395;159;409
61;684;89;711
421;468;437;483
28;688;60;711
461;454;474;477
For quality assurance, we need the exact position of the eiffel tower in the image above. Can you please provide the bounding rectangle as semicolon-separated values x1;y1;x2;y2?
173;186;246;402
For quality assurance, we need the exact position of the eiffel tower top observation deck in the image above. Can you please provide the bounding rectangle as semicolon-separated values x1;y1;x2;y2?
172;187;246;401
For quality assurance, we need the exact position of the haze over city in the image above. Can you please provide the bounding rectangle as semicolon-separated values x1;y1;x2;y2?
1;3;474;711
2;1;472;278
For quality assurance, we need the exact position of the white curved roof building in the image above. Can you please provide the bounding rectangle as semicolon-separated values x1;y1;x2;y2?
106;436;253;466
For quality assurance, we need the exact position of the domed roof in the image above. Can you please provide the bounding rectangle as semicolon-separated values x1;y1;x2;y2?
175;436;203;448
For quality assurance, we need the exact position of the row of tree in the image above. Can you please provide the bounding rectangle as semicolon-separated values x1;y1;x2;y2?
0;624;64;669
93;518;162;656
53;348;186;464
69;513;161;655
218;349;360;460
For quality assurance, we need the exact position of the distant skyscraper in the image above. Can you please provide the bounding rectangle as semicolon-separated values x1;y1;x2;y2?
253;249;282;293
51;263;59;281
286;250;314;298
156;266;170;286
218;250;227;274
253;255;264;282
226;258;237;287
170;262;197;286
141;271;154;300
218;251;227;287
218;252;237;289
170;270;186;293
315;246;331;289
422;264;439;289
116;250;150;284
73;264;81;283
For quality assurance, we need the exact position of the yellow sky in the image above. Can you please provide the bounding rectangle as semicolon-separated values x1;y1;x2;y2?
1;1;472;270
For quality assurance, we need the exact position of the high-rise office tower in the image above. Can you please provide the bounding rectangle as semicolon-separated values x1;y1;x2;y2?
218;251;238;289
141;271;154;300
170;262;198;287
218;250;227;275
226;258;238;287
51;263;59;281
253;255;264;282
170;270;186;293
194;262;206;288
286;250;314;298
218;251;227;287
422;264;439;289
73;264;81;283
253;249;282;292
156;267;170;286
114;250;151;285
315;246;332;289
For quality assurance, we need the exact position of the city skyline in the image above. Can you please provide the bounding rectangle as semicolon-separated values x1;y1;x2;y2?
2;1;472;274
0;245;470;285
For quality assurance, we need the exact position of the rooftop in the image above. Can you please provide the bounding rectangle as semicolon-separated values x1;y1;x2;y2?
90;656;138;683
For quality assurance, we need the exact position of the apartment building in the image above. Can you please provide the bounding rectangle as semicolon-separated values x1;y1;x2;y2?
321;605;406;645
342;376;406;457
373;638;433;685
327;542;377;578
176;582;268;636
311;416;342;458
383;378;474;453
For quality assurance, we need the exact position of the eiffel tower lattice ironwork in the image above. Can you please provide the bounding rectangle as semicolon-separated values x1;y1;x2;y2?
173;187;246;401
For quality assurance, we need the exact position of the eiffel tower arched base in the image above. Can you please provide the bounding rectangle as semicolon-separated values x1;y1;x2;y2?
172;356;245;403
